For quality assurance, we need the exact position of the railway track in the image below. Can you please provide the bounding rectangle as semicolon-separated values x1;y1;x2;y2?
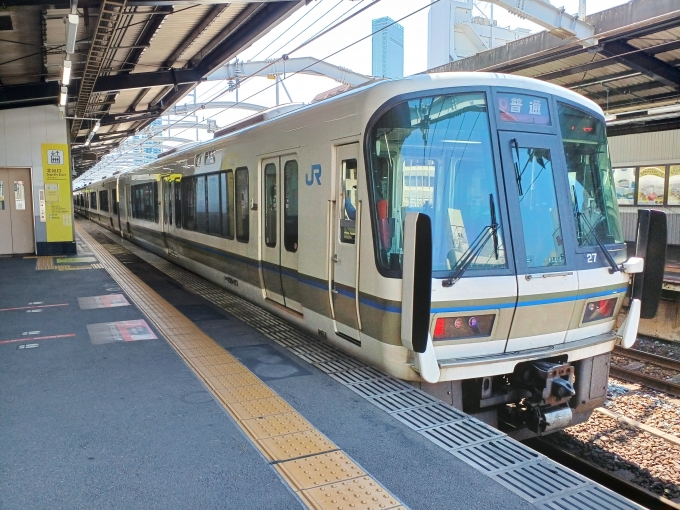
526;437;680;509
611;347;680;397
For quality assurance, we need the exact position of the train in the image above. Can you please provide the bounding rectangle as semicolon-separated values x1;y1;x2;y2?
74;73;666;439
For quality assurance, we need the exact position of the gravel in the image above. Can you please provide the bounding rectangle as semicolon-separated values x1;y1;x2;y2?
633;336;680;363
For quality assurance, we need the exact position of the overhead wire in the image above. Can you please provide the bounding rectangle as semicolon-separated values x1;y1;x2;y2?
76;0;435;183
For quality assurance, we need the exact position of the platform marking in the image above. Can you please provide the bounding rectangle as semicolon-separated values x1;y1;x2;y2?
0;303;68;312
83;222;644;510
76;223;405;510
0;333;76;345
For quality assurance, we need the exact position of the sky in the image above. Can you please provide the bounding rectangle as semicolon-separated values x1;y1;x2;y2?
84;0;631;178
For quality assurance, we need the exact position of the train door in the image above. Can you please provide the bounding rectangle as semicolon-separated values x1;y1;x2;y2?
498;131;578;350
331;144;362;343
262;157;285;305
261;156;302;312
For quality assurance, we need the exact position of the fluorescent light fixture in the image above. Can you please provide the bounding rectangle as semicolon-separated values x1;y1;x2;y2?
65;14;79;54
92;121;100;133
62;59;72;85
59;86;68;106
647;104;680;115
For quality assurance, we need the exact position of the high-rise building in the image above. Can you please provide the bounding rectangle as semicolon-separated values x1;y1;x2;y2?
372;17;404;79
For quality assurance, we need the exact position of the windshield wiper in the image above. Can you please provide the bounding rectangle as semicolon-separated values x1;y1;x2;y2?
443;194;499;287
511;138;523;196
572;186;621;274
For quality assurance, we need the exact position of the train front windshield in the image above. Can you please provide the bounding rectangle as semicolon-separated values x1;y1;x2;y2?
367;90;623;277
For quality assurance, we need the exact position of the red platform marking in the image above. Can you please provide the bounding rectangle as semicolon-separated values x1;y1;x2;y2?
0;333;76;345
0;303;69;312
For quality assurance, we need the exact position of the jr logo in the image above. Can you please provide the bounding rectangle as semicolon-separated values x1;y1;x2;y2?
305;164;322;186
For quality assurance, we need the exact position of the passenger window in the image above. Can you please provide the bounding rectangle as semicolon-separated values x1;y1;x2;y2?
163;182;171;225
510;143;566;268
174;180;182;227
182;177;197;231
112;188;118;215
284;160;298;252
235;167;249;243
264;163;277;248
90;191;97;209
207;173;221;234
196;176;207;233
340;159;358;244
221;171;234;238
99;190;109;212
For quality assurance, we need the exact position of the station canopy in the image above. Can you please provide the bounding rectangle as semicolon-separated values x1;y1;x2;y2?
427;0;680;137
0;0;305;176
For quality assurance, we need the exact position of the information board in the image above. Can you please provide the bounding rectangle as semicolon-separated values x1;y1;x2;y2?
41;143;74;242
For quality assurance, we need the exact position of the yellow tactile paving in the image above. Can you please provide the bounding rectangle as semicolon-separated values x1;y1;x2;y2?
75;223;403;510
275;451;367;491
257;430;337;462
242;411;314;440
300;477;401;510
228;396;295;420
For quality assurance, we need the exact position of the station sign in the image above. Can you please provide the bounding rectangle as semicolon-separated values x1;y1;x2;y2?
41;143;74;242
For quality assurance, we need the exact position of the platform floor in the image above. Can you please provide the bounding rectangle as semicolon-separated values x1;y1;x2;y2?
0;219;637;509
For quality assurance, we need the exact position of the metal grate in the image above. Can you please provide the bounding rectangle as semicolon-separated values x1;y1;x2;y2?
392;402;467;430
452;438;540;474
289;344;339;364
493;460;588;502
420;419;502;450
369;390;437;413
540;485;642;510
314;357;365;374
328;366;386;385
345;378;414;399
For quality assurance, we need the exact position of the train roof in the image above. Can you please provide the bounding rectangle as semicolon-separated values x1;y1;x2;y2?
82;72;602;187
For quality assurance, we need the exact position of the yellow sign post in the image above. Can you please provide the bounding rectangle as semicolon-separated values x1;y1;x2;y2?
42;143;74;242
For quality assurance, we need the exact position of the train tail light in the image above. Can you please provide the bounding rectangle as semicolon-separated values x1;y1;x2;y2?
582;297;618;323
432;315;495;341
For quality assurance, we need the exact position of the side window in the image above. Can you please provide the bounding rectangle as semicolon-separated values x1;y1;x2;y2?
153;181;159;223
235;167;249;243
174;180;182;227
221;171;234;238
163;182;171;225
207;173;221;235
340;159;358;244
182;177;197;231
112;188;118;215
99;190;109;212
196;175;208;234
284;160;298;252
90;191;97;209
264;163;277;248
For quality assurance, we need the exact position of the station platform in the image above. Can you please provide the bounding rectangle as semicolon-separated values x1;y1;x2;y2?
0;220;637;510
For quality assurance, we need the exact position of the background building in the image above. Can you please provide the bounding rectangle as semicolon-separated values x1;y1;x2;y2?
372;17;405;79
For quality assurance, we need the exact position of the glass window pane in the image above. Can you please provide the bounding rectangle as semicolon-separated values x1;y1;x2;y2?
558;102;624;246
153;182;159;223
368;92;506;275
264;163;277;248
613;168;636;205
196;176;207;233
284;160;298;252
223;171;234;238
235;167;249;243
670;165;680;205
174;180;182;227
341;159;357;244
511;145;566;268
112;188;118;215
182;177;197;231
638;166;666;205
207;173;221;235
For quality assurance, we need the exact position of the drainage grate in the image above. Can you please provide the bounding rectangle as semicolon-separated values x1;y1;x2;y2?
328;366;386;385
392;402;467;430
492;460;587;502
369;390;436;413
420;419;502;450
345;377;414;399
452;438;540;474
540;484;641;510
314;357;365;374
288;344;339;364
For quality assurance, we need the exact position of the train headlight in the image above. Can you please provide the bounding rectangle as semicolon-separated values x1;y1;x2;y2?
433;314;495;341
582;297;618;323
